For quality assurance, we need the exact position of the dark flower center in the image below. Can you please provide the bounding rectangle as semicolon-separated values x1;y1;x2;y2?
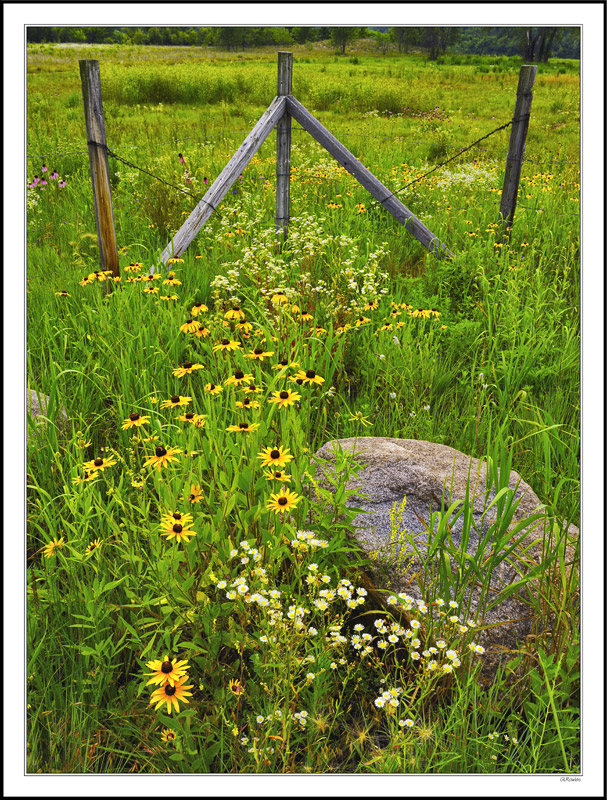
270;449;280;459
173;524;183;533
165;684;177;696
247;384;256;391
254;348;263;355
306;370;316;379
280;359;288;366
185;413;194;420
279;391;289;399
83;472;90;479
171;395;180;403
359;317;364;322
221;338;230;345
161;661;173;674
278;497;288;506
185;319;193;324
234;371;244;380
232;306;240;312
209;384;216;391
194;303;202;308
156;446;167;457
275;472;282;478
94;458;103;467
173;512;182;520
275;291;284;296
243;398;251;406
129;412;140;421
295;378;304;385
183;361;193;369
239;422;249;429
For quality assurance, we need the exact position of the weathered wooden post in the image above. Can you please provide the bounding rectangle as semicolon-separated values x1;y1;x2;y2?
276;51;293;241
79;59;120;278
499;64;537;231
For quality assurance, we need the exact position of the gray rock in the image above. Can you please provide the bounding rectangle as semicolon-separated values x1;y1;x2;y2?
313;437;578;683
27;389;69;441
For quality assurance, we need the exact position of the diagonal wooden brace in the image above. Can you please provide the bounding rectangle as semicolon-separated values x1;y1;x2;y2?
286;95;453;258
159;95;287;266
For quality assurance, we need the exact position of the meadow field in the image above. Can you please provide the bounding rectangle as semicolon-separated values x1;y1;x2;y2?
26;43;580;774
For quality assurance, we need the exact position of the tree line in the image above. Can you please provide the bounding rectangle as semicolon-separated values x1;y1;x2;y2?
26;26;580;60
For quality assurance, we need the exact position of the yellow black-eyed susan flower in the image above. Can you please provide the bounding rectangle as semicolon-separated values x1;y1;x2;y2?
224;370;253;387
355;316;371;326
271;290;289;305
228;678;245;696
178;411;206;427
54;291;71;297
266;487;301;515
213;338;241;352
72;471;98;485
195;326;211;338
224;307;245;321
167;257;184;265
85;538;101;556
143;286;159;295
161;728;178;743
42;537;65;558
160;294;178;301
191;302;208;316
377;322;393;331
235;321;253;334
295;369;325;386
240;382;263;394
162;511;194;531
121;411;150;430
185;484;203;503
300;311;314;322
84;455;117;472
410;308;430;319
204;383;223;395
124;262;142;273
160;395;191;409
257;445;293;469
180;319;199;334
161;520;197;543
428;308;441;319
286;375;305;387
144;445;182;471
235;397;261;410
245;347;274;361
263;470;292;483
172;362;204;378
272;358;300;371
163;272;182;286
146;655;190;688
363;299;379;311
226;421;261;433
150;675;194;714
268;389;301;409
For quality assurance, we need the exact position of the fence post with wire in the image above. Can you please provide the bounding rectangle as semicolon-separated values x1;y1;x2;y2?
79;59;120;278
499;64;537;231
276;51;293;241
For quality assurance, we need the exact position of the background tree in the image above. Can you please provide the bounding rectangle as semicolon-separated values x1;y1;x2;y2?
329;27;364;54
372;30;392;55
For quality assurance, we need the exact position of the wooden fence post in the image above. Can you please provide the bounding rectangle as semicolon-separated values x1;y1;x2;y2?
79;59;120;278
276;51;293;240
499;64;537;231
